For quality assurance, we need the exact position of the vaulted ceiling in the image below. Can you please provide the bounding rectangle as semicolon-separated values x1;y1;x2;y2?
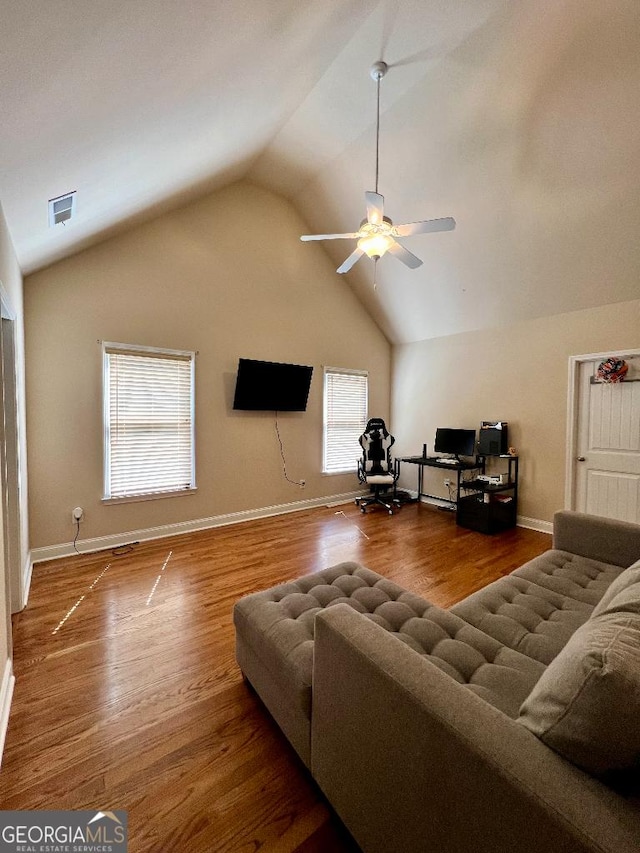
1;1;639;343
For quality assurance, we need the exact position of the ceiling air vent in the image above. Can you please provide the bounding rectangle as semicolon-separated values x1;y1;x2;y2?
48;192;76;227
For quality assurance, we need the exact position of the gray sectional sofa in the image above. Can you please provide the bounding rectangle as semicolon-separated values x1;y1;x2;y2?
233;511;640;852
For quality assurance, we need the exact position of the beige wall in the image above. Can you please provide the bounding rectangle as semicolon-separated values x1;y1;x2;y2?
25;182;391;550
392;300;640;524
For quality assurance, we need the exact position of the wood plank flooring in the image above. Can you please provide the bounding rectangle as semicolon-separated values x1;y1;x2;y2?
1;502;550;851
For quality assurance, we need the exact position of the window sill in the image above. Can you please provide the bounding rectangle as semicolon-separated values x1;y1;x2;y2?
102;487;197;506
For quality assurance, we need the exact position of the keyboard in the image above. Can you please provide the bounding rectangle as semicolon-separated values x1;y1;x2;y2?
435;457;458;465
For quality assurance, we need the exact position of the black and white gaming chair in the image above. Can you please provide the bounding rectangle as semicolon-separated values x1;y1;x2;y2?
355;417;399;514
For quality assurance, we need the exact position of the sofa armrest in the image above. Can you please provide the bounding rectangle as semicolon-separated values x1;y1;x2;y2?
311;604;640;853
553;510;640;567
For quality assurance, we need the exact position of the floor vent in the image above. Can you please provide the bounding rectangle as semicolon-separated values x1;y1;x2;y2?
48;192;76;227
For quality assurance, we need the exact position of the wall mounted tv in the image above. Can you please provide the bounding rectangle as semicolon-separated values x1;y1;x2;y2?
434;428;476;458
232;358;313;412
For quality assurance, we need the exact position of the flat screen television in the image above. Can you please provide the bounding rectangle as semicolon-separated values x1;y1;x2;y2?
232;358;313;412
434;428;476;458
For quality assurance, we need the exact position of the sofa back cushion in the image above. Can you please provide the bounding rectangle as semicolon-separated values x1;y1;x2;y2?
517;607;640;775
591;559;640;618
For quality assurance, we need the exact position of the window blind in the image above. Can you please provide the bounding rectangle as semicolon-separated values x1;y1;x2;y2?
323;368;368;474
104;345;195;500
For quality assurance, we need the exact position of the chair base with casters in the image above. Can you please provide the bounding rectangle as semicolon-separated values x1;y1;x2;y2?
355;475;400;515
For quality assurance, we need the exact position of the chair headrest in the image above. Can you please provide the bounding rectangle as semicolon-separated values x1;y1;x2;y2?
364;417;389;438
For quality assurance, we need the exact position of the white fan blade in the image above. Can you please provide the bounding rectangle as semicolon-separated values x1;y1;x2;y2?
387;240;423;269
395;216;456;237
337;247;365;274
365;191;384;225
300;232;360;241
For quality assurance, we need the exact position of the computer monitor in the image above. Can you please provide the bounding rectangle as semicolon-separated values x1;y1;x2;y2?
434;428;476;459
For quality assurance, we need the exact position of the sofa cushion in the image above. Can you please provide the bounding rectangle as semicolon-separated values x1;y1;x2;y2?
451;573;593;664
518;610;640;775
592;559;640;618
512;550;626;605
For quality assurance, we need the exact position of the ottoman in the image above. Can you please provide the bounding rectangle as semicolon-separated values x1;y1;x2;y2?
233;562;432;765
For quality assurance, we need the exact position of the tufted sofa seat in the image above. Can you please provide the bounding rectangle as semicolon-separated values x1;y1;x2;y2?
234;511;640;853
450;557;605;664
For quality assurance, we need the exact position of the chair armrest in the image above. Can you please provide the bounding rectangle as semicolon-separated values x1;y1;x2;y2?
311;604;640;853
553;511;640;567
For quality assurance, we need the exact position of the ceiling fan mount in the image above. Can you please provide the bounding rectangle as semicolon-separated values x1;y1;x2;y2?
300;60;456;280
369;60;388;81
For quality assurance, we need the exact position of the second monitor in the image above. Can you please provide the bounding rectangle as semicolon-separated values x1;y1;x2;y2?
434;428;476;460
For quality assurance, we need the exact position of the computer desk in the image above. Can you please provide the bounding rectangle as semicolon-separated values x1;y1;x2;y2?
399;455;485;509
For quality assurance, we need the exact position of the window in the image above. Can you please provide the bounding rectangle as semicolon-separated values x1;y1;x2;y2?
323;367;368;474
103;342;195;501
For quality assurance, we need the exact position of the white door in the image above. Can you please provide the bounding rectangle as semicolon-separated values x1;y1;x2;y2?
575;358;640;522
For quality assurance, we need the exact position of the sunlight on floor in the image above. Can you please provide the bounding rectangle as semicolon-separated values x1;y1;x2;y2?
145;551;173;606
51;562;113;635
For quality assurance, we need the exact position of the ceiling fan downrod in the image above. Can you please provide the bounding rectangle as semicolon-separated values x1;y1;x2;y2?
370;61;388;196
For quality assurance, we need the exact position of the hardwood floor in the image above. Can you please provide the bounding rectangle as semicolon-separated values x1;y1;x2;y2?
1;502;550;851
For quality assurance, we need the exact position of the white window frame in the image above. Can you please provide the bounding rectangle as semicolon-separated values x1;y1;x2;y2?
323;366;368;475
102;341;196;503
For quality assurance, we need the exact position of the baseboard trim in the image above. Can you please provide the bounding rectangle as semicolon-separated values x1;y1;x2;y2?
419;495;456;511
418;499;553;534
30;491;367;564
30;497;554;565
517;515;553;534
0;659;15;768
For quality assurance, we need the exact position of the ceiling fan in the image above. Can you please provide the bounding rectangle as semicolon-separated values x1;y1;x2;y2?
300;61;456;278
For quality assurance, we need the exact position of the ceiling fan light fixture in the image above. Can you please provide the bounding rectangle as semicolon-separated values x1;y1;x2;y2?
357;232;394;259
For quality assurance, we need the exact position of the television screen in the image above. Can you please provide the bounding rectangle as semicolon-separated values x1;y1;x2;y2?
434;428;476;457
233;358;313;411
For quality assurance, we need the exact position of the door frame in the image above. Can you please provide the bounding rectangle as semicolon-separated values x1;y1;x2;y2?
0;283;23;616
565;347;640;510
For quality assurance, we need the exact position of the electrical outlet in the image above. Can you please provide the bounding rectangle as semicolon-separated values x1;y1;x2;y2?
443;478;451;487
300;479;306;489
72;506;84;523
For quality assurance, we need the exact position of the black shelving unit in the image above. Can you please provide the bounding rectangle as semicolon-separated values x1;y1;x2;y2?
456;455;519;534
